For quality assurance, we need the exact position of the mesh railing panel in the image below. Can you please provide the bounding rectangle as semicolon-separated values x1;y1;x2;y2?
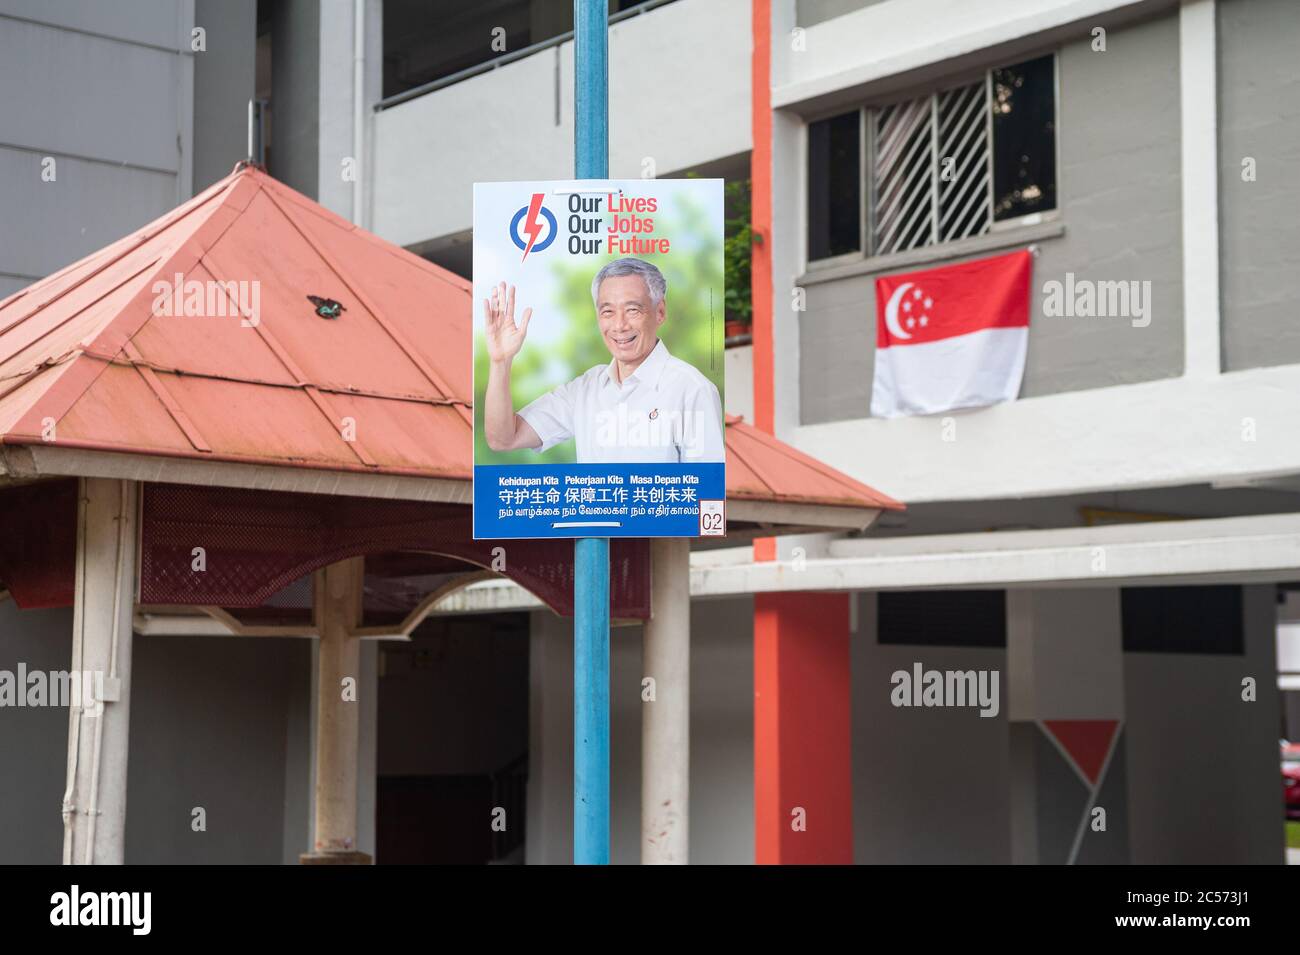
0;479;77;608
139;483;650;619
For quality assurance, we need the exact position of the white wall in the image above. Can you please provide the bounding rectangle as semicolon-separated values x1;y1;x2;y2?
724;344;754;423
370;0;752;249
774;0;1164;108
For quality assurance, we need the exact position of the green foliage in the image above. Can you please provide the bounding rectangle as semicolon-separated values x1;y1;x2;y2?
723;178;754;326
475;188;724;465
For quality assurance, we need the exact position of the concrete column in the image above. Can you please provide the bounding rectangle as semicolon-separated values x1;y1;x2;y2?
302;557;370;863
1179;0;1221;378
641;537;690;864
63;478;138;865
1007;589;1128;865
753;591;852;864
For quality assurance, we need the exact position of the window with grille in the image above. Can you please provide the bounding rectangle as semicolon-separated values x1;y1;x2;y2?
807;53;1057;263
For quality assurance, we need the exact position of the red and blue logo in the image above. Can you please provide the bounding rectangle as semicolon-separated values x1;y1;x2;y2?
510;193;558;261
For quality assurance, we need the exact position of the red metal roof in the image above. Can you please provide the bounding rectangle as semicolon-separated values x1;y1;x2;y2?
0;164;900;512
0;164;473;479
725;415;902;510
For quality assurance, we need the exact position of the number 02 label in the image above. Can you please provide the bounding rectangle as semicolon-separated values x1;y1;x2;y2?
699;500;725;537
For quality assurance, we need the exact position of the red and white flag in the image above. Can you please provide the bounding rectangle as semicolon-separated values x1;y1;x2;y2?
871;249;1032;418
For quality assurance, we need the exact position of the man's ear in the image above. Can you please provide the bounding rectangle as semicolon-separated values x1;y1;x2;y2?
654;299;666;328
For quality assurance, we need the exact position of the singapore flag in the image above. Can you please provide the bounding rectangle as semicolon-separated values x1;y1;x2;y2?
871;249;1033;418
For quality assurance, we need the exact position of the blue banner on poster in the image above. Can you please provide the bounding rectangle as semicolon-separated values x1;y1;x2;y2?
474;463;725;539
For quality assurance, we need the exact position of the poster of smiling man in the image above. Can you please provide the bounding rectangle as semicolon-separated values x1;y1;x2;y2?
472;178;725;539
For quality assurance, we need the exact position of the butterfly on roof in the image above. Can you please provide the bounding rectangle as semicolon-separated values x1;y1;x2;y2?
307;295;346;319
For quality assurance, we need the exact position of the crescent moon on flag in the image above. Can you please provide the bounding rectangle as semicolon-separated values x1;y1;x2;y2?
884;281;914;340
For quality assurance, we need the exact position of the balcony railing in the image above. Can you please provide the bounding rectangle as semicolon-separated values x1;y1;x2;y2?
374;0;679;111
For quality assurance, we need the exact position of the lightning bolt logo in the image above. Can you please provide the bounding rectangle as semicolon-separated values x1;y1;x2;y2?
520;192;546;261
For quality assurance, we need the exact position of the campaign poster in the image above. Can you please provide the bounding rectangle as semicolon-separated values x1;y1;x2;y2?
472;178;725;539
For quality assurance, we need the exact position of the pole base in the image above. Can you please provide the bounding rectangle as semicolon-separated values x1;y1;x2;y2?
299;850;373;865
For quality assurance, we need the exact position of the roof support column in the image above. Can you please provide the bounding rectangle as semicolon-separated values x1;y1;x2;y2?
754;591;853;863
1007;589;1129;865
62;477;138;865
641;537;690;863
301;557;371;864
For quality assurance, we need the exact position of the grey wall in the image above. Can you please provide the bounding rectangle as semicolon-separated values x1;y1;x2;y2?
1218;0;1300;372
1124;584;1283;864
527;596;754;864
852;592;1011;863
125;633;308;864
526;609;644;864
0;599;310;864
0;602;77;863
800;13;1185;424
269;0;321;197
0;0;194;298
193;0;257;192
3;579;1283;864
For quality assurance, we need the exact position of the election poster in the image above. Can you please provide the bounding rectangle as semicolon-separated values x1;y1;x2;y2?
472;178;725;539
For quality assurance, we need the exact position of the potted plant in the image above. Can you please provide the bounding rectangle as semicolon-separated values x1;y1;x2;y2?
723;178;756;342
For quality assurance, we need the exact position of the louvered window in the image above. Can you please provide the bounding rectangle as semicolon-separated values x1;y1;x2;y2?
807;54;1057;264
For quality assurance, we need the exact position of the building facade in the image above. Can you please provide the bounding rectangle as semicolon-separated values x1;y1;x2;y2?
1;0;1298;863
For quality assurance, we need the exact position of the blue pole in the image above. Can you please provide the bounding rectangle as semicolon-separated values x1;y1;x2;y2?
574;0;609;180
573;537;609;864
573;0;610;866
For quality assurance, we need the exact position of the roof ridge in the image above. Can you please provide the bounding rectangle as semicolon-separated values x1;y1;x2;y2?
258;185;473;428
257;174;472;293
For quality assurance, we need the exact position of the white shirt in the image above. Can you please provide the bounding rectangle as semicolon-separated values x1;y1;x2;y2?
518;339;725;464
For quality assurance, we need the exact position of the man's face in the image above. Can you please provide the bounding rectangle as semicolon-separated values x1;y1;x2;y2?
596;274;665;365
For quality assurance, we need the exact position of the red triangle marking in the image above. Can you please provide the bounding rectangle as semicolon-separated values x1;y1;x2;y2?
1042;719;1120;786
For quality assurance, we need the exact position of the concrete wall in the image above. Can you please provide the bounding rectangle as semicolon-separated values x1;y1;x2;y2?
1218;0;1300;372
0;602;78;862
125;633;309;864
0;599;310;864
0;0;194;298
1124;584;1283;863
800;13;1184;425
797;0;887;28
192;0;257;193
524;578;1284;865
526;595;754;864
269;0;321;198
267;0;382;219
852;592;1011;863
1;578;1283;864
724;344;754;423
526;609;643;863
370;0;752;248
